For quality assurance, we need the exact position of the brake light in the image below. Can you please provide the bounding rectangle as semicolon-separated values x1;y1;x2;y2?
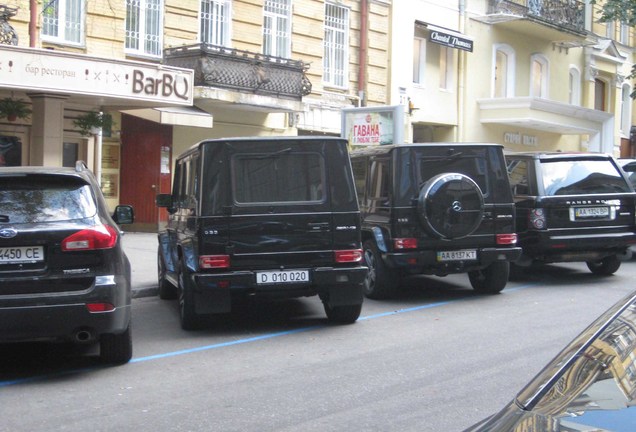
62;225;118;251
496;233;518;245
199;255;230;269
334;249;363;263
529;208;546;230
86;303;115;312
394;238;418;250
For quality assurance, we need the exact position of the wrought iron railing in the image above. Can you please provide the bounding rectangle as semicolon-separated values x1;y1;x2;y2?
0;5;18;45
489;0;585;34
164;43;312;100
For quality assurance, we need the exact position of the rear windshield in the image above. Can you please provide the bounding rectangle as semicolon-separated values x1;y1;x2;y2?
232;151;325;204
0;175;96;223
540;159;631;196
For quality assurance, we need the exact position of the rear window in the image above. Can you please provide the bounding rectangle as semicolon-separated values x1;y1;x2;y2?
232;151;325;204
540;159;631;195
0;175;96;223
416;149;491;196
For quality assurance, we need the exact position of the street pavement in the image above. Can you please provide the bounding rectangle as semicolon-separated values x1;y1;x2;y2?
121;231;159;299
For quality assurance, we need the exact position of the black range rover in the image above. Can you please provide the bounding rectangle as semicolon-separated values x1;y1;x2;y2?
156;136;367;329
350;143;522;299
506;151;636;274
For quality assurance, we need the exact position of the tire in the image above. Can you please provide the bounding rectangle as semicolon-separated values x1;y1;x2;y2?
100;324;132;364
178;258;201;330
418;173;484;239
363;240;400;299
323;303;362;324
586;255;621;275
468;261;509;294
158;247;177;300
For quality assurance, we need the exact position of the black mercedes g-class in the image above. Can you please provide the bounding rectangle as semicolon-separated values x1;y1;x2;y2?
506;151;636;274
350;143;521;299
156;136;366;329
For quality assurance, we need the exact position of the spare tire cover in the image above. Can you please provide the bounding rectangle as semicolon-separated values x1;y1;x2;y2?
417;173;484;239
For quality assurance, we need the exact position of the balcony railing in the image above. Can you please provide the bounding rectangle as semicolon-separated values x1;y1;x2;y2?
164;43;312;100
489;0;585;35
0;5;18;45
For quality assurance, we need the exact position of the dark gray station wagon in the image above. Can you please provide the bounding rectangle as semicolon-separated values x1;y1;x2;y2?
157;136;367;329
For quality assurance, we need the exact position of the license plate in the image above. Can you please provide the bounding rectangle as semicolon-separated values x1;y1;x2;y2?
437;250;477;262
575;206;609;218
256;269;310;284
0;246;44;264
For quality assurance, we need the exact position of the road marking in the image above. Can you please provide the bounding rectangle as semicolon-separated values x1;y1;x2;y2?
0;283;538;387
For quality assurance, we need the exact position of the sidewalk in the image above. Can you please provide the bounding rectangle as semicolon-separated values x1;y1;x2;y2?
121;231;159;298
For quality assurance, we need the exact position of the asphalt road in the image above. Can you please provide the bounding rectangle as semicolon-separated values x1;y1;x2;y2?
2;258;635;432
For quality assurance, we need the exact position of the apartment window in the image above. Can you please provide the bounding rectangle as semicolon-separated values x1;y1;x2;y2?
42;0;84;45
606;20;615;39
620;23;630;45
125;0;163;57
569;66;581;106
493;44;515;98
621;84;632;136
413;37;426;84
595;79;607;111
324;3;349;88
263;0;291;58
530;54;549;98
201;0;231;46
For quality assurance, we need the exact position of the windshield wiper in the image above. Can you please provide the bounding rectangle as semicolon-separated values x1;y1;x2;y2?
256;148;292;159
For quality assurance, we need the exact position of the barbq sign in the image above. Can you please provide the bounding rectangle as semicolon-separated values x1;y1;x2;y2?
0;45;193;105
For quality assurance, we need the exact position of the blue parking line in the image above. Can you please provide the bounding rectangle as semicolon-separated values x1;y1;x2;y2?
0;282;538;387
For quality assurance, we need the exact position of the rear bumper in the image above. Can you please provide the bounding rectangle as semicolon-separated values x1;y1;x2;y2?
520;230;636;262
191;266;368;313
384;247;522;274
0;275;131;343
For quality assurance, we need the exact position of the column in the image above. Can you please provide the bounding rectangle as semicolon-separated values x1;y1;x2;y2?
27;93;69;166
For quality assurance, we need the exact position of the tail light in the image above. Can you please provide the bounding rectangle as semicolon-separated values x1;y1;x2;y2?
62;225;118;251
393;238;418;250
334;249;363;263
529;208;546;230
496;233;517;245
199;255;230;269
86;303;115;313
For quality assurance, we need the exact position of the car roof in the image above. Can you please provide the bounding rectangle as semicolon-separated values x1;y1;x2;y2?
350;142;504;156
505;150;615;161
0;162;93;181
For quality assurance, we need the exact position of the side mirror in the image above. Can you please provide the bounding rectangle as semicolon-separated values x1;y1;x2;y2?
113;205;134;225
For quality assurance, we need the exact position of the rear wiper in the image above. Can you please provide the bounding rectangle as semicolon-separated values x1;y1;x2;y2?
256;148;292;159
420;151;463;162
0;214;9;222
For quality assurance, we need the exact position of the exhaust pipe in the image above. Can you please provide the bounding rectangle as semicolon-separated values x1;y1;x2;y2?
74;329;94;343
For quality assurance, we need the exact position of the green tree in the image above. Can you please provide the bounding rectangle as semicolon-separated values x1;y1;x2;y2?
591;0;636;97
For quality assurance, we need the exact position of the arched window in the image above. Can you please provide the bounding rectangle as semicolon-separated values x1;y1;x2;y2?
493;44;515;98
621;83;632;136
530;54;549;98
569;66;581;106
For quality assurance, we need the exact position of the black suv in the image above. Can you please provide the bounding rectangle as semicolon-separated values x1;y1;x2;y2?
506;151;636;274
0;163;134;364
350;143;521;299
156;136;366;329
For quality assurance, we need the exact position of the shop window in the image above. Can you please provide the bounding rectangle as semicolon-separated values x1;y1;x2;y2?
493;44;515;98
413;35;426;85
439;46;453;90
62;142;78;168
125;0;163;57
200;0;231;46
42;0;84;45
595;79;607;111
263;0;291;58
0;136;22;167
324;3;349;88
530;54;549;98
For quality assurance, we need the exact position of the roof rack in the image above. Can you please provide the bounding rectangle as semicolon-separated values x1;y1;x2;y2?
75;160;88;172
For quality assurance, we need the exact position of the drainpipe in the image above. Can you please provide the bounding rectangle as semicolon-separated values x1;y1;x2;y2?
29;0;37;47
358;0;368;106
457;0;467;142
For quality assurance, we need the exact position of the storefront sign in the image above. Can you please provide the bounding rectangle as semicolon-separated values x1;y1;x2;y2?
504;132;539;147
429;30;473;52
0;45;193;105
342;105;404;146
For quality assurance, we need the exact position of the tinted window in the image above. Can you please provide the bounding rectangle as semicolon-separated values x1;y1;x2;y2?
417;151;489;195
0;175;96;223
540;159;631;195
507;159;530;195
232;152;325;204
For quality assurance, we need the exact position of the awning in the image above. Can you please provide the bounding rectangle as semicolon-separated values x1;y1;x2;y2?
121;106;213;128
416;21;474;52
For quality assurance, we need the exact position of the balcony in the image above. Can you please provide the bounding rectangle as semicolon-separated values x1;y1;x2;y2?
486;0;586;36
164;43;312;102
0;5;18;45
